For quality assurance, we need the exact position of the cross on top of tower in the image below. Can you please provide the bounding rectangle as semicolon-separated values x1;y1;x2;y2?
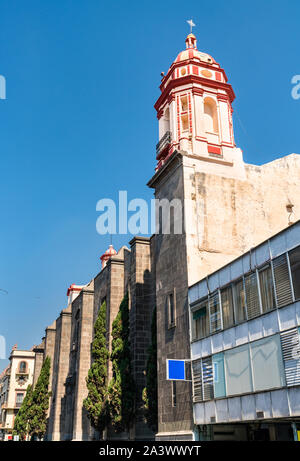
187;19;196;34
185;20;197;50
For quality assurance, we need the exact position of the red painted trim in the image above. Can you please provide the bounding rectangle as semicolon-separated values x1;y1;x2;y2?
208;145;222;155
192;65;199;76
188;92;192;134
195;136;234;148
227;101;234;145
155;74;235;112
159;58;228;92
156;144;170;161
192;87;204;97
217;93;229;102
167;94;175;104
157;108;164;120
67;284;82;296
215;72;222;81
176;94;180;141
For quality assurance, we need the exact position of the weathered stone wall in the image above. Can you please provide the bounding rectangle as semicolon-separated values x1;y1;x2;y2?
72;282;94;441
92;254;126;440
32;341;45;387
44;320;56;421
63;294;83;441
46;307;71;441
129;237;155;440
148;155;194;439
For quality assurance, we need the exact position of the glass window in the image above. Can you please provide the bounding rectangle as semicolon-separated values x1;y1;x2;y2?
213;353;226;398
225;344;253;396
289;246;300;300
245;271;261;319
251;335;285;391
233;278;246;323
221;286;234;328
259;264;276;313
209;291;221;333
192;299;209;340
19;362;26;373
16;393;24;407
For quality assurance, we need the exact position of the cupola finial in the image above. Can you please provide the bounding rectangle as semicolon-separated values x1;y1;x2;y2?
186;20;197;49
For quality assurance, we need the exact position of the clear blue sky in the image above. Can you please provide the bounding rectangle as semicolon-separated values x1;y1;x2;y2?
0;0;299;366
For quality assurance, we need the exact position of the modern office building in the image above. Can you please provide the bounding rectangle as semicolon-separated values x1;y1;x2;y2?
189;220;300;441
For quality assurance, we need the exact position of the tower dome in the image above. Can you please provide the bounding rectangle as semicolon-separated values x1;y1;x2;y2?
174;48;216;65
174;32;216;65
154;32;237;171
100;244;117;269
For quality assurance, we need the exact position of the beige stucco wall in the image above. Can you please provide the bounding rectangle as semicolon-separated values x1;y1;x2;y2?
184;152;300;286
2;351;35;437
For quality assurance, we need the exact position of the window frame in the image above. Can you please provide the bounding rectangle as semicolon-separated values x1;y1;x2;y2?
18;361;28;374
191;298;209;340
167;289;176;329
288;246;300;301
15;392;25;408
189;244;300;340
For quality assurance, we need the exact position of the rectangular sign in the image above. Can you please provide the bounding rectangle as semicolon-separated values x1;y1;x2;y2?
166;359;186;380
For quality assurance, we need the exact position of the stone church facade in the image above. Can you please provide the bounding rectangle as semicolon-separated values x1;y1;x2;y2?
2;32;300;441
43;237;155;441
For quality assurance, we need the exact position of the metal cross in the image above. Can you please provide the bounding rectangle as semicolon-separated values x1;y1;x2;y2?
187;19;196;33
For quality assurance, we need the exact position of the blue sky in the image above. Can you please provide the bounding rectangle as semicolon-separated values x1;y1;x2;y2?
0;0;299;366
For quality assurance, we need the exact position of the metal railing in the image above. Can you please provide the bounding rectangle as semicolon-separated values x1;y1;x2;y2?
156;131;172;157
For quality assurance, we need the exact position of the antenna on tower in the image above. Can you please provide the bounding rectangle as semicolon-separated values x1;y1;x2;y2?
187;19;196;33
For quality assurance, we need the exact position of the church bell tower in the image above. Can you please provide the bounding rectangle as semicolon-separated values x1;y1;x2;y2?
155;31;244;176
148;29;248;441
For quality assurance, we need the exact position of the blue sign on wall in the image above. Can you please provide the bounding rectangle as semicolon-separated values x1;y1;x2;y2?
167;359;186;380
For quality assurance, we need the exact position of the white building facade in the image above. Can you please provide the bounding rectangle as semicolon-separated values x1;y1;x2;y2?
188;220;300;441
0;348;36;441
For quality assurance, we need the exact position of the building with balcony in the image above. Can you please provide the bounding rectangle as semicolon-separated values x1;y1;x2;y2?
0;346;37;441
188;220;300;441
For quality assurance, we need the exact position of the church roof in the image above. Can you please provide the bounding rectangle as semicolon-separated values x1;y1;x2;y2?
174;48;215;65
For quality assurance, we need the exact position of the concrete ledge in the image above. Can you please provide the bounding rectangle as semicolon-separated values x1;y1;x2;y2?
155;431;194;441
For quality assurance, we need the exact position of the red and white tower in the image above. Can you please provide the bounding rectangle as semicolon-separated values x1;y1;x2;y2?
155;32;243;174
100;244;117;269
